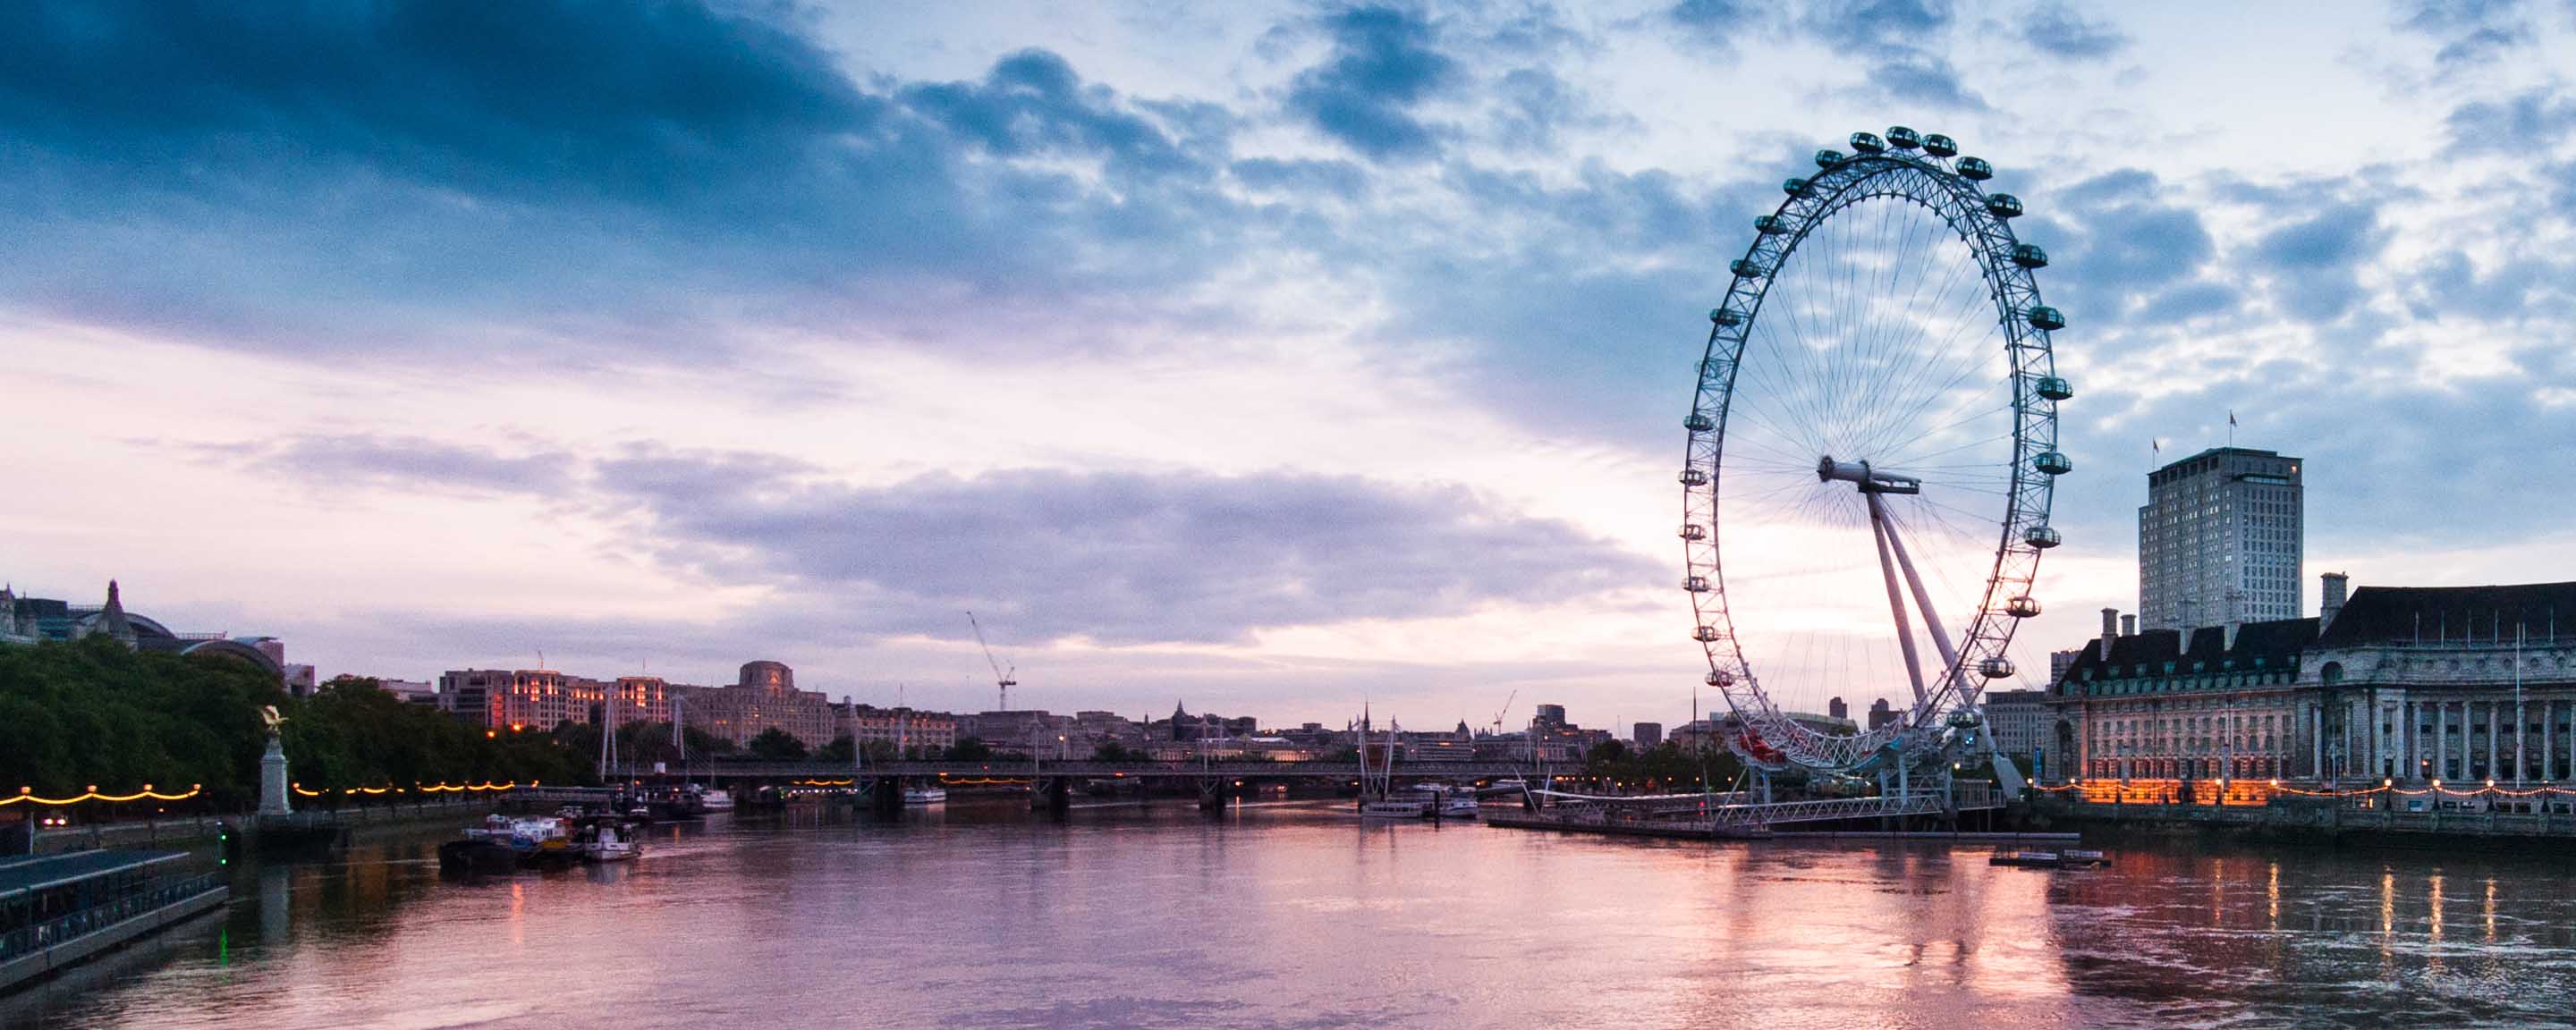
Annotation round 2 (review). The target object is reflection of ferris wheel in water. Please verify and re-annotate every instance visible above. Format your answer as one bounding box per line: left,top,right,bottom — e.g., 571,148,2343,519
1681,127,2073,779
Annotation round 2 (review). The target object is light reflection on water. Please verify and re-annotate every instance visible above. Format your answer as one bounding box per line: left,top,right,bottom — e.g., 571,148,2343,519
9,802,2576,1029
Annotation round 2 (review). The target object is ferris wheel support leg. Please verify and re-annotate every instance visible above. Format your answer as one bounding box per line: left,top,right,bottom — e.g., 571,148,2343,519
1867,494,1931,711
1879,508,1962,686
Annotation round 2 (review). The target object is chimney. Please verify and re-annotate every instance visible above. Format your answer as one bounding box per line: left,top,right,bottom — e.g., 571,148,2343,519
2101,608,2119,654
2121,614,2136,637
2321,572,2349,629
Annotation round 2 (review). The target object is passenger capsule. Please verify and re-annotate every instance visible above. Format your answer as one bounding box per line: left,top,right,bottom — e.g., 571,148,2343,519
2036,376,2073,401
2011,243,2048,268
1921,133,1958,157
1814,148,1844,168
1956,156,1993,180
1685,413,1716,433
1849,131,1885,154
1784,176,1809,194
1680,468,1710,486
1705,669,1735,688
1684,576,1712,593
2027,305,2065,331
2033,451,2072,476
2005,595,2042,618
1730,258,1768,277
1979,656,2017,680
1694,626,1723,643
1754,214,1788,234
1710,308,1744,326
1885,126,1922,150
1984,193,2023,219
1679,523,1707,541
2023,525,2062,549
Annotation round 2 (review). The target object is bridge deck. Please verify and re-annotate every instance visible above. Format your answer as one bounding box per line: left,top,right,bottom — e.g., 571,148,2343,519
608,761,1540,781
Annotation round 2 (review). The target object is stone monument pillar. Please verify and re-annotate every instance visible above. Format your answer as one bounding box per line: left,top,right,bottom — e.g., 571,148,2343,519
258,722,292,817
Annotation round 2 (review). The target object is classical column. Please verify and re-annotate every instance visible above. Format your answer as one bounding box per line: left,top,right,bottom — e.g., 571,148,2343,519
2402,699,2417,780
2516,697,2529,784
2437,701,2451,780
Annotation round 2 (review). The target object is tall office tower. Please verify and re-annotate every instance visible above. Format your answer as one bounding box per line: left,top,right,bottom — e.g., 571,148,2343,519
2138,446,2303,631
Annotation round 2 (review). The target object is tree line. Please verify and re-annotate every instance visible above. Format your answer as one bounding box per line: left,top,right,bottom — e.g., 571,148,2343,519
0,639,590,809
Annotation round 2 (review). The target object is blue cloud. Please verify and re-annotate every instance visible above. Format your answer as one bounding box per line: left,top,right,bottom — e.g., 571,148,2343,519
0,2,1247,359
2031,169,2223,325
589,451,1663,646
2021,2,2129,58
2445,89,2576,154
2253,203,2383,322
1798,0,1952,48
2398,0,2536,68
1286,6,1457,161
1868,55,1989,111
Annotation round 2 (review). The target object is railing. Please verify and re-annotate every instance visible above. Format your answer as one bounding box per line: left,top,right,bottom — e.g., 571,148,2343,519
0,872,225,962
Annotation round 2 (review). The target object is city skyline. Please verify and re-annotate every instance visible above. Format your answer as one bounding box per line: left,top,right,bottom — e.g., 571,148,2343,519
9,2,2576,727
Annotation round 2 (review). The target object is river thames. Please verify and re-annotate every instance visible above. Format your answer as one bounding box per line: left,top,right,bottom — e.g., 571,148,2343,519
9,800,2576,1029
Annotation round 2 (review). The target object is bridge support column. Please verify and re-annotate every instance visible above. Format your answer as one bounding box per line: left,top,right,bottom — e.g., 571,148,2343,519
1031,778,1071,814
865,778,901,815
1197,778,1229,813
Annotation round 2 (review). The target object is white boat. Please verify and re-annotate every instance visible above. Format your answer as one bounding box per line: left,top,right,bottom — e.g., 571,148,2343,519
1360,799,1428,819
582,823,641,864
1439,794,1480,819
699,789,735,812
902,786,948,806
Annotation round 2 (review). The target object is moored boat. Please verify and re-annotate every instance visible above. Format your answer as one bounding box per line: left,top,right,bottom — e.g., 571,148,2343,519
1360,798,1428,819
699,789,736,812
1990,850,2063,868
580,821,642,864
437,836,517,875
902,786,948,806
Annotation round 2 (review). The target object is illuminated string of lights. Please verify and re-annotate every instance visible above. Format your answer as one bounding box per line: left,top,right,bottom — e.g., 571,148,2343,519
290,781,530,797
2,785,202,806
792,778,855,787
2038,777,2576,804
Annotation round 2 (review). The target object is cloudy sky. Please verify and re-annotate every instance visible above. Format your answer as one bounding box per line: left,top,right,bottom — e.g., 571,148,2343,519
7,1,2575,731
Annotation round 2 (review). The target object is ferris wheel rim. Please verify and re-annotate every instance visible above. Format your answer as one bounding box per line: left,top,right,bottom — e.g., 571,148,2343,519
1680,131,2067,774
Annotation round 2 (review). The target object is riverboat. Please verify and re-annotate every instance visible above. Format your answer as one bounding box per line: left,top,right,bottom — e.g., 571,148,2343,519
0,850,230,992
902,786,948,806
698,789,736,812
580,822,641,864
1360,798,1428,819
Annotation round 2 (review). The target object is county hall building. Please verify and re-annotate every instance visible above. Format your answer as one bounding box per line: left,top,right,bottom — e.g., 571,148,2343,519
2050,577,2576,787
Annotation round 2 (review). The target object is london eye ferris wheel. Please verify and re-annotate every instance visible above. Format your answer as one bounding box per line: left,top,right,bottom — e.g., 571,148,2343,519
1680,127,2073,778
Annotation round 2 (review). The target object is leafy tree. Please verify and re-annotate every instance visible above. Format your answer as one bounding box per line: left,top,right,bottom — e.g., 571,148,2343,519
944,737,994,762
1092,741,1136,763
816,733,855,764
747,726,809,760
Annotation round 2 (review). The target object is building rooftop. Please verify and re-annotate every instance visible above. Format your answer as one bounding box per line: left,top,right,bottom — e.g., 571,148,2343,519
2053,616,2320,688
0,849,188,902
2318,582,2576,648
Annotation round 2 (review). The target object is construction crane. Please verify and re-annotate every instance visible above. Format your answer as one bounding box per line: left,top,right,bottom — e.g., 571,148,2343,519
966,611,1017,712
1491,689,1518,737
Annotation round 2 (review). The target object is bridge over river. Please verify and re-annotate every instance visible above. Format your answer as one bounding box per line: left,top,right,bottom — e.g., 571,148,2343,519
599,759,1546,811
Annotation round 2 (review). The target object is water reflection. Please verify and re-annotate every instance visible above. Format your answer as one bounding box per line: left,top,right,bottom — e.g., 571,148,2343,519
7,805,2576,1029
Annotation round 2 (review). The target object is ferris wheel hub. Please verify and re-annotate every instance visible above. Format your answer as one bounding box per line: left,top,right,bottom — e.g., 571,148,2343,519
1815,456,1921,494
